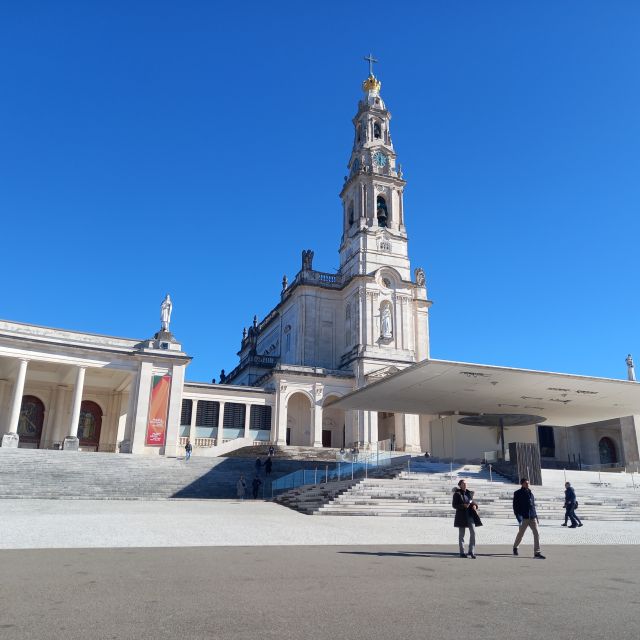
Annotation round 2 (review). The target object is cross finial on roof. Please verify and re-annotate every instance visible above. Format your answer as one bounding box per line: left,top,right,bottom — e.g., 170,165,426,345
364,53,378,76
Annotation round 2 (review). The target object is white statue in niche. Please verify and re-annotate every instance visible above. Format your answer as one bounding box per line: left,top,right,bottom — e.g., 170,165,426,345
380,305,392,338
160,294,173,332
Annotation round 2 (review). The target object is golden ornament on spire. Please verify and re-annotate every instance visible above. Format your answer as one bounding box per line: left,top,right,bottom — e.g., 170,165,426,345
362,74,381,93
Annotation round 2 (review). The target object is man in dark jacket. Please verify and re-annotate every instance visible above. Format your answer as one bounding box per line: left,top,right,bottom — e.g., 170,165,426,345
563,482,582,528
512,478,545,559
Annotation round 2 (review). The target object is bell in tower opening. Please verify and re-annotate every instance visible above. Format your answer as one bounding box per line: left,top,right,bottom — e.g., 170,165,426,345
376,195,388,227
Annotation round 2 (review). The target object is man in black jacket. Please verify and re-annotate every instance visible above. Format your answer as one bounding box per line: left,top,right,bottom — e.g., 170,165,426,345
512,478,545,559
563,482,582,528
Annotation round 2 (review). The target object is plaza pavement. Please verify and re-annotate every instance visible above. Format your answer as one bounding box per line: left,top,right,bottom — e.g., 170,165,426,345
2,499,640,549
1,545,639,640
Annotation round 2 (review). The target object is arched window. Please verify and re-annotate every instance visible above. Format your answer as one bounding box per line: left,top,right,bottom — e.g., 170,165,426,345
599,437,618,464
17,395,45,448
373,122,381,139
78,401,102,448
348,201,355,225
376,195,388,227
357,124,362,143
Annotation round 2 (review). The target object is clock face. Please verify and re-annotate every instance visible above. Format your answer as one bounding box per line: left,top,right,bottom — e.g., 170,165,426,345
373,151,387,167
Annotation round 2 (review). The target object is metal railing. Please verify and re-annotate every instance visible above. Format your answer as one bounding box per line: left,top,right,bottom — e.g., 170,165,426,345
270,450,394,496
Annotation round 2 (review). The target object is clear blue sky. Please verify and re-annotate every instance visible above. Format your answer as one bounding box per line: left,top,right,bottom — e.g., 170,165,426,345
1,2,639,382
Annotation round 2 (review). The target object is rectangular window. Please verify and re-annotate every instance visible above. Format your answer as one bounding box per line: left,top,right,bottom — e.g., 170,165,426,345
223,403,246,430
250,405,272,431
196,401,220,428
538,425,555,458
180,399,192,426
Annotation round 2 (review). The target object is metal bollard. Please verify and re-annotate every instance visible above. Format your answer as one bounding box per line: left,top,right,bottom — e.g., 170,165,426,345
489,464,492,483
325,465,328,483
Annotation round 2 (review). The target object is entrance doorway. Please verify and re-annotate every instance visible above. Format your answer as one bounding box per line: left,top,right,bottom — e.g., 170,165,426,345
599,437,617,464
17,395,44,448
78,401,102,450
322,430,332,447
286,393,312,446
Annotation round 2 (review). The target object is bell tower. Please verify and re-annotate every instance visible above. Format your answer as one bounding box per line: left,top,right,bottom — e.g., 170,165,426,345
338,56,411,280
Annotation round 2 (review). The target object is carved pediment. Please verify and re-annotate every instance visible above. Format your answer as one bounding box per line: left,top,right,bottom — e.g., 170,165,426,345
365,365,399,382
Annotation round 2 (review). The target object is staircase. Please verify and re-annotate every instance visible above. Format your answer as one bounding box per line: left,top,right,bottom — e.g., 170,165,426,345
224,445,345,462
0,449,325,500
277,459,640,521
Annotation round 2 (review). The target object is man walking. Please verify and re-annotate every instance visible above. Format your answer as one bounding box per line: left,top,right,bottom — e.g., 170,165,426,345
513,478,546,559
562,482,583,528
184,439,192,461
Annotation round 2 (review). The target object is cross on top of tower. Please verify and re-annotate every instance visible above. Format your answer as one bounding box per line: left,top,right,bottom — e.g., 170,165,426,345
364,53,378,77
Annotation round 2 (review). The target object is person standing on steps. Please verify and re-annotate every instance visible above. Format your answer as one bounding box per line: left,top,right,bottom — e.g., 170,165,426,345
513,478,546,559
452,479,482,559
236,475,246,500
264,456,273,476
562,482,582,528
255,457,262,474
184,439,192,461
252,476,262,499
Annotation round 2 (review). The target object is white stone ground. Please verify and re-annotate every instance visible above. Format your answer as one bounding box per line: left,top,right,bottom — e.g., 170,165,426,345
1,499,640,549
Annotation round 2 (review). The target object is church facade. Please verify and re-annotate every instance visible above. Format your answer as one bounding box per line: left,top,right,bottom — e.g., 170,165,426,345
219,71,431,452
1,68,637,468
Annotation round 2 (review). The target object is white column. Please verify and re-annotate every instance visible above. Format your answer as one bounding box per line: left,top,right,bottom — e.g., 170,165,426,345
4,359,29,446
217,402,226,445
120,370,140,453
64,366,86,450
115,391,129,449
274,382,288,445
161,363,186,458
244,404,252,441
188,399,198,443
312,403,322,447
130,362,154,455
52,385,68,445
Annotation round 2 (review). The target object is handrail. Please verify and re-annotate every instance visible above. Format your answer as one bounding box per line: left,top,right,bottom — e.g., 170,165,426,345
271,450,394,496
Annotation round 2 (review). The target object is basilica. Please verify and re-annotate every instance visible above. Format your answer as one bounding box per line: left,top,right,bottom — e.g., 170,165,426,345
1,67,639,468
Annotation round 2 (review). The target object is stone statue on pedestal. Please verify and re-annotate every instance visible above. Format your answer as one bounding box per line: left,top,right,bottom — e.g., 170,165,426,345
414,267,426,287
381,306,392,338
302,249,314,271
627,354,636,382
160,294,172,332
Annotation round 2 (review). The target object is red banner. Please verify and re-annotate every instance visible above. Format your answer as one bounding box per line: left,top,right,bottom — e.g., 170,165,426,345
145,374,172,446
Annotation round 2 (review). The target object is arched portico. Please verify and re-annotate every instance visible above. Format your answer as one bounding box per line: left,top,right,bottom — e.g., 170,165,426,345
286,392,313,446
322,395,346,449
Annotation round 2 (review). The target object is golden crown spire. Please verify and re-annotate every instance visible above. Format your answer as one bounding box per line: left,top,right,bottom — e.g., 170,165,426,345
362,74,382,93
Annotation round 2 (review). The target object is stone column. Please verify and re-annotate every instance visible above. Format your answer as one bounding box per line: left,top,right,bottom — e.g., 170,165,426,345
120,370,140,453
115,391,129,450
275,382,287,445
215,402,225,445
130,362,154,455
2,358,29,447
64,366,86,450
188,399,198,445
244,404,252,441
163,363,186,458
0,379,10,444
312,383,324,447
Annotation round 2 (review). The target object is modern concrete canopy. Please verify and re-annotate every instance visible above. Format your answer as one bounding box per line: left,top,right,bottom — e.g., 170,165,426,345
328,359,640,427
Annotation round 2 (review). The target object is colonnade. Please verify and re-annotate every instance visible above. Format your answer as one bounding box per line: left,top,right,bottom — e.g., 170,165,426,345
1,359,89,450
